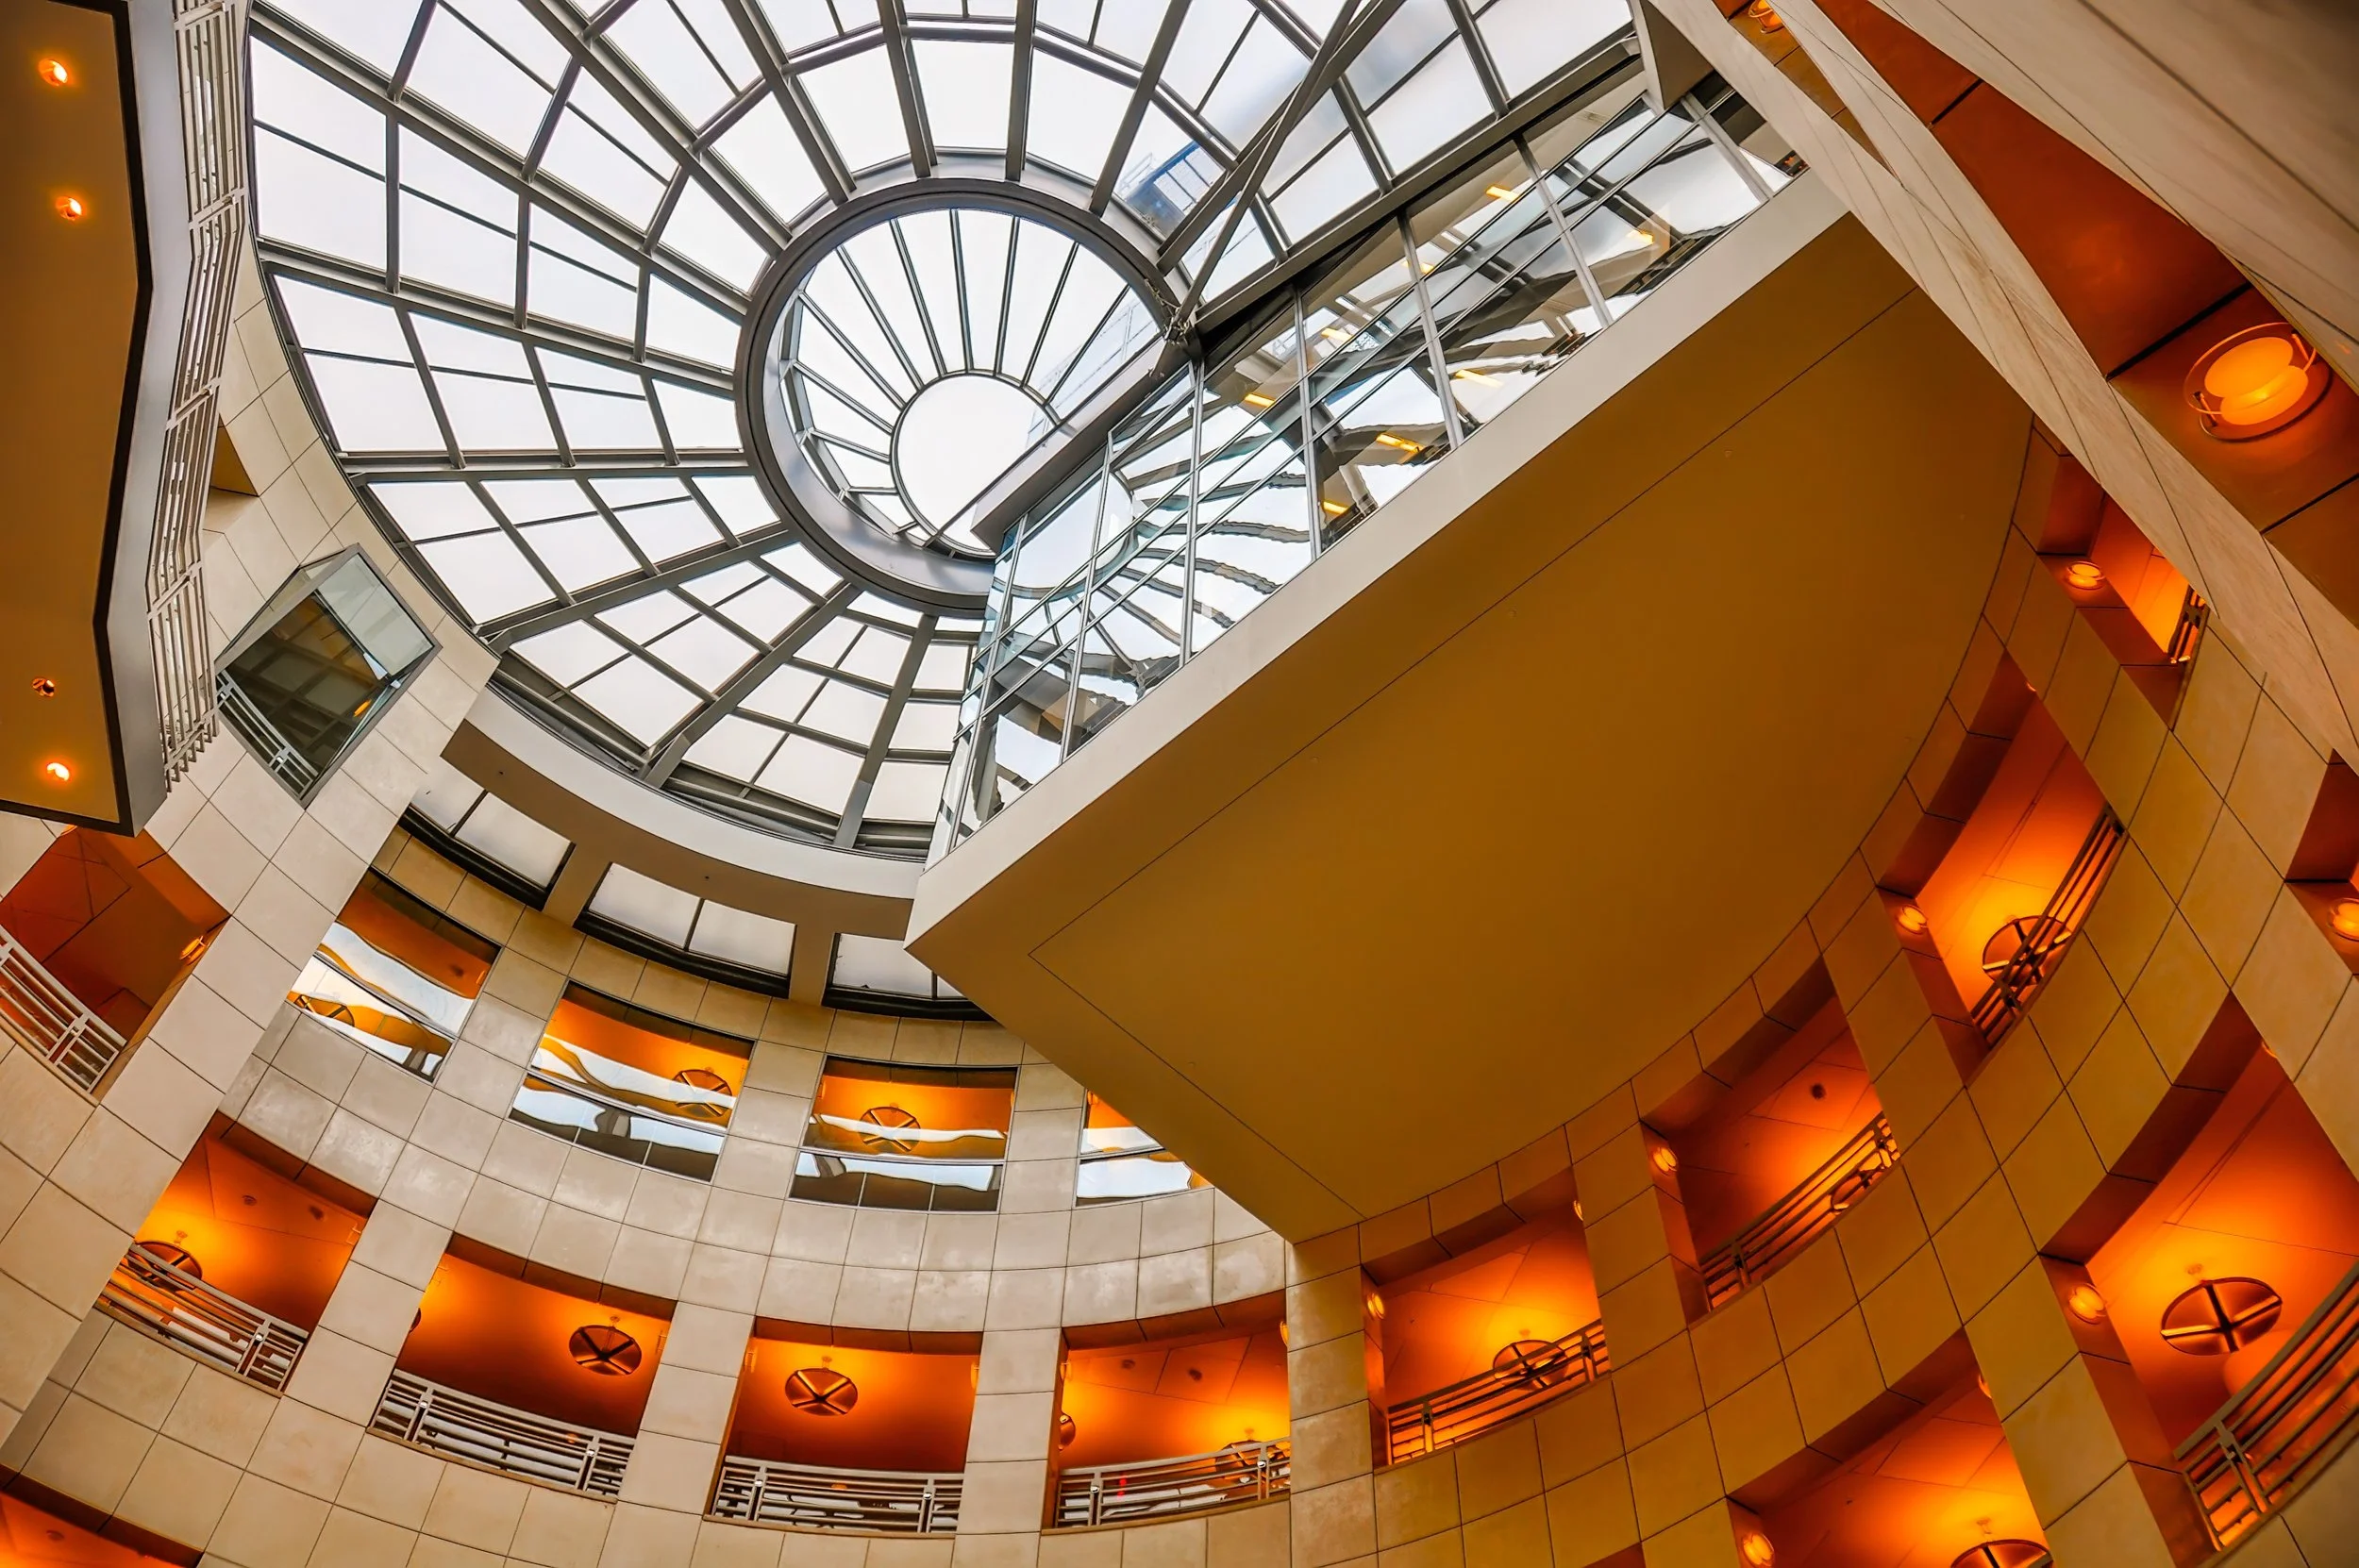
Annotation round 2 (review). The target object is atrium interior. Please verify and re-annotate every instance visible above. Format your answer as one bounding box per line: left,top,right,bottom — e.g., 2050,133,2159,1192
1,2,2357,1566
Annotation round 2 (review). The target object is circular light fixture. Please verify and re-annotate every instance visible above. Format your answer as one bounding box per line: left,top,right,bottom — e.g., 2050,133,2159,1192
55,194,85,222
1739,1529,1777,1567
42,761,71,784
567,1324,644,1376
31,677,57,697
136,1241,201,1277
2065,1283,2108,1325
671,1067,733,1116
178,935,208,963
1364,1289,1386,1321
1894,903,1929,936
2064,560,2105,591
1058,1411,1077,1449
1981,914,2068,981
856,1104,922,1154
2329,899,2359,942
1951,1543,2050,1568
2160,1276,2283,1355
1744,2,1785,32
2185,323,2331,440
37,58,71,87
1491,1339,1574,1392
785,1365,860,1416
1975,1371,1991,1398
1650,1144,1680,1176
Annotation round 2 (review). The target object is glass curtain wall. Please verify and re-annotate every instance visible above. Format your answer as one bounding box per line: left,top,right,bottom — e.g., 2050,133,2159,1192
937,81,1792,850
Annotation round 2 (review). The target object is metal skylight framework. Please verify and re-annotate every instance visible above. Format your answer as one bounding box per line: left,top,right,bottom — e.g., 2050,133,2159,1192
246,0,1646,858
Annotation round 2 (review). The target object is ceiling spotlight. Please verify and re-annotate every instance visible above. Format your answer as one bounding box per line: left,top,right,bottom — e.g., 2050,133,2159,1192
2160,1276,2283,1355
31,677,57,697
1744,2,1785,32
55,194,86,222
1364,1289,1386,1321
1650,1143,1680,1176
42,761,71,783
1739,1529,1777,1567
2329,899,2359,942
785,1365,860,1416
1894,903,1929,936
1058,1411,1077,1448
568,1323,643,1376
2186,323,2331,439
2064,560,2105,591
2064,1283,2108,1325
37,58,71,88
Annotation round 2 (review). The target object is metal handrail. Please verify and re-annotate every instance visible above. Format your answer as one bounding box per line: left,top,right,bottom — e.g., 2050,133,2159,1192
152,0,246,781
1699,1116,1898,1309
2167,588,2210,665
217,676,323,792
370,1369,634,1497
0,926,129,1093
1384,1321,1610,1461
711,1457,962,1533
98,1243,309,1391
2175,1257,2359,1547
1968,809,2125,1043
1054,1439,1291,1526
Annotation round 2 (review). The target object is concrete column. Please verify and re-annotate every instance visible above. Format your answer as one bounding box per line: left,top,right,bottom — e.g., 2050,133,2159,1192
957,1325,1062,1565
1285,1237,1380,1568
603,1305,752,1567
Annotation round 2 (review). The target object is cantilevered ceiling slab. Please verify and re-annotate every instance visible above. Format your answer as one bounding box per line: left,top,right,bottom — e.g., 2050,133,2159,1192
912,190,2031,1238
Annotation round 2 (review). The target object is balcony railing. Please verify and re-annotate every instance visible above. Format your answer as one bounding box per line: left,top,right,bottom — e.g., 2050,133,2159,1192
0,926,129,1093
2177,1257,2359,1547
1967,809,2125,1043
1700,1116,1899,1309
1054,1439,1291,1526
711,1458,961,1533
2167,588,2210,665
370,1369,634,1497
98,1243,308,1391
1384,1321,1610,1461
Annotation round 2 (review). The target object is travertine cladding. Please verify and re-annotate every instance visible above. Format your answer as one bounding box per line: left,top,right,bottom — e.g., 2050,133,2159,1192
0,249,493,1455
1646,0,2359,792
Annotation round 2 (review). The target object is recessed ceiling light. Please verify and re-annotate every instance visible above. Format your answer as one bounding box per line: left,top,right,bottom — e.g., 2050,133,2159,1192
37,58,71,88
55,194,86,222
42,761,71,783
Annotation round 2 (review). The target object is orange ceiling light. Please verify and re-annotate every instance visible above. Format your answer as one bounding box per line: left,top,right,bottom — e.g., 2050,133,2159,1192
1739,1528,1777,1567
2329,898,2359,942
857,1104,921,1153
1894,903,1930,936
567,1323,643,1376
1744,1,1785,32
785,1364,860,1416
1057,1410,1077,1448
31,677,57,696
55,194,86,222
2160,1276,2283,1355
2063,560,2105,591
1952,1543,2052,1568
2064,1282,2108,1324
2185,323,2331,439
37,58,71,87
1364,1289,1386,1321
136,1240,202,1277
42,761,71,784
1649,1143,1680,1176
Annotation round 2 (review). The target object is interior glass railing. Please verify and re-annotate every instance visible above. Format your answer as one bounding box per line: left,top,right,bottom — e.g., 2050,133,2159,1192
98,1243,309,1392
1967,809,2125,1044
711,1458,961,1533
0,926,129,1093
1384,1321,1610,1461
2177,1257,2359,1548
1054,1439,1291,1526
935,79,1796,854
370,1369,633,1497
1699,1116,1898,1309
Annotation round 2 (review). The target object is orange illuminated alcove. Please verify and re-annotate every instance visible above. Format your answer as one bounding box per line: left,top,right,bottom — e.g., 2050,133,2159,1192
1376,1207,1599,1410
725,1329,979,1474
129,1126,365,1330
0,826,226,1043
0,1486,191,1566
1059,1297,1289,1472
397,1252,670,1436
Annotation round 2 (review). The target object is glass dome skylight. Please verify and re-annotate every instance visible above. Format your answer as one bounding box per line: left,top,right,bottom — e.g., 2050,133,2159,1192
245,0,1644,859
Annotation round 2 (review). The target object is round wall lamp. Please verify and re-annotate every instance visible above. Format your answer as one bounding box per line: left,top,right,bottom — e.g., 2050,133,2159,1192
1894,903,1930,937
1058,1411,1077,1449
1492,1339,1574,1392
1364,1289,1386,1321
786,1365,860,1416
1739,1528,1777,1567
42,762,71,784
857,1105,921,1154
2329,899,2359,942
38,58,72,88
2160,1277,2282,1355
55,195,85,222
2064,1283,2108,1325
2063,560,2105,591
2186,323,2331,440
1650,1144,1680,1176
136,1241,201,1277
1952,1543,2050,1568
568,1324,643,1376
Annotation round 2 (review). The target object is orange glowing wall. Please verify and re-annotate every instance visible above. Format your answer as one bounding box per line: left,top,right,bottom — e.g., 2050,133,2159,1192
1376,1209,1598,1407
2088,1046,2359,1447
0,828,227,1039
542,993,750,1093
1666,1000,1880,1258
1756,1373,2043,1567
1914,701,2106,1010
726,1336,978,1473
1060,1325,1290,1468
397,1254,669,1435
808,1060,1015,1157
0,1490,178,1565
130,1131,363,1329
